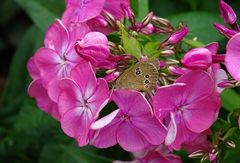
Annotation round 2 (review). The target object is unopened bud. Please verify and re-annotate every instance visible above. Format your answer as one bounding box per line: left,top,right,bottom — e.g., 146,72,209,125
166,59,179,65
225,140,236,148
104,71,120,83
160,49,174,56
152,16,174,30
181,48,212,70
102,11,117,29
219,0,237,25
189,150,205,158
214,23,238,38
142,12,154,28
167,25,189,44
168,66,186,75
208,149,218,161
217,80,234,88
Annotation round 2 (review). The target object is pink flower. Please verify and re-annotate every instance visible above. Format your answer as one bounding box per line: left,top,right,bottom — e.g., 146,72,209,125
90,89,166,152
181,48,212,70
63,0,129,26
219,0,237,25
225,32,240,81
153,71,221,150
114,146,182,163
136,151,182,163
34,19,89,102
27,57,60,120
58,61,109,146
62,0,106,25
75,32,110,66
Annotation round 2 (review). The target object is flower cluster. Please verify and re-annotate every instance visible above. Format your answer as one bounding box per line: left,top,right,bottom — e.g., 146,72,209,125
27,0,240,162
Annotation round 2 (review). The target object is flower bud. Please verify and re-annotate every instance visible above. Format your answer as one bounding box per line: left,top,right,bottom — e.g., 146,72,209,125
75,32,110,65
214,23,238,38
104,71,120,83
152,16,174,30
102,11,117,29
181,48,212,70
141,12,154,28
225,140,236,148
160,49,174,56
208,149,218,161
168,66,187,75
219,0,237,25
188,150,205,158
167,25,189,44
217,80,234,88
134,23,154,35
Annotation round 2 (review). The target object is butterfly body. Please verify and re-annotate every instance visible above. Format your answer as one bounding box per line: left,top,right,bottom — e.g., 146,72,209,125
116,61,159,92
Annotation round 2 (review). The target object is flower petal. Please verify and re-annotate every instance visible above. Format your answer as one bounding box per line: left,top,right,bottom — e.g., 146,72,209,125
70,62,97,99
183,93,220,133
176,70,214,103
91,109,120,130
117,122,150,152
27,57,40,80
44,19,69,54
62,0,106,24
90,118,120,148
28,80,60,120
34,47,63,85
225,33,240,81
58,78,84,116
131,115,166,145
61,106,93,146
165,112,177,146
112,89,152,116
153,83,186,119
87,78,110,114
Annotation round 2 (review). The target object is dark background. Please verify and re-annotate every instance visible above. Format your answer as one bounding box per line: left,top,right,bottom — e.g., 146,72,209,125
0,0,240,162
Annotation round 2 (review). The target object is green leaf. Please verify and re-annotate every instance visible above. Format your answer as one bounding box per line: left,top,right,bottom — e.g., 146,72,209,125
12,98,55,132
0,0,18,25
182,38,205,48
223,139,240,163
121,28,142,58
130,0,138,17
15,0,65,32
137,0,149,21
221,89,240,111
0,26,43,120
212,118,231,134
39,145,112,163
168,12,224,43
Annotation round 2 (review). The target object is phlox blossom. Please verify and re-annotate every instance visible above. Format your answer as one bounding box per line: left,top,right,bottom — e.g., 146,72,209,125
58,61,110,146
34,19,90,102
91,89,166,152
153,70,221,150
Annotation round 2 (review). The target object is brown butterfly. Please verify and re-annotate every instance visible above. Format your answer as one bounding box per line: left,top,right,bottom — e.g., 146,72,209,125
115,60,159,92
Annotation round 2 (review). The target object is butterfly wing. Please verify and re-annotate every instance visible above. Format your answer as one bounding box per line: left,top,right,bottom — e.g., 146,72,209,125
116,61,159,92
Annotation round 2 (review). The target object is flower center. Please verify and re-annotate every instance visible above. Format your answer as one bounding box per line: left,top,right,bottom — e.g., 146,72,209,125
121,114,129,121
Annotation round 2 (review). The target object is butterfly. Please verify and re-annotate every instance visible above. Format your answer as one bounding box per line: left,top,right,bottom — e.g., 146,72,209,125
115,60,159,92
